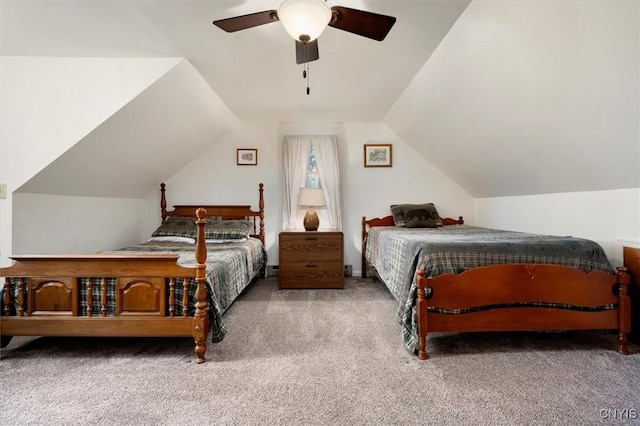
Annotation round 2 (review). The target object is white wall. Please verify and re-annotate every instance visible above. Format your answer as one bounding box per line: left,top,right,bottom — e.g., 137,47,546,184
0,56,182,266
475,188,640,267
142,121,475,276
13,194,142,255
341,122,474,275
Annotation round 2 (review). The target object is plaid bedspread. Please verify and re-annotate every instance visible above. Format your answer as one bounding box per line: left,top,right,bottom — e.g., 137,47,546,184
104,239,266,342
364,225,616,353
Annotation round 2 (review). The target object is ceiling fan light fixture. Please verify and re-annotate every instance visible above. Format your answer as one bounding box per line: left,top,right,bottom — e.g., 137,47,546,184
278,0,332,43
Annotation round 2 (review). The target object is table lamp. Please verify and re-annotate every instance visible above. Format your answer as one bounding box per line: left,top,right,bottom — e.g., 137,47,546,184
298,188,325,231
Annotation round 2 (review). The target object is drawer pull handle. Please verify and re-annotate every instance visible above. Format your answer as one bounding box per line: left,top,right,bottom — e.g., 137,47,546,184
305,264,318,268
305,237,318,241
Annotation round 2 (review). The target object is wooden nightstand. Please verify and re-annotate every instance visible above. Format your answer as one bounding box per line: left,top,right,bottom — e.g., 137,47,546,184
279,230,344,289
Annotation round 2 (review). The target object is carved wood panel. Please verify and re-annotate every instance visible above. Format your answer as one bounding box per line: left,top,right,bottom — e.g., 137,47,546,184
116,278,166,316
28,278,77,316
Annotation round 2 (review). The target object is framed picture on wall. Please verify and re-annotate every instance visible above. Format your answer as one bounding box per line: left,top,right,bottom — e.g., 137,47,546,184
237,148,258,166
364,144,392,167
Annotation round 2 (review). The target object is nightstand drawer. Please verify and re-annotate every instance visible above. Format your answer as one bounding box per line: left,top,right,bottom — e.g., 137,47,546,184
279,262,343,289
279,235,342,262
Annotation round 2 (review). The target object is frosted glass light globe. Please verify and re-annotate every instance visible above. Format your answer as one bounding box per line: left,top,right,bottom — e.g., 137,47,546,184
278,0,332,42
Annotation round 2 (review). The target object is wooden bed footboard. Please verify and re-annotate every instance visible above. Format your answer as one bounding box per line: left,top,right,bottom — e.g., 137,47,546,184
415,265,632,360
1,208,211,364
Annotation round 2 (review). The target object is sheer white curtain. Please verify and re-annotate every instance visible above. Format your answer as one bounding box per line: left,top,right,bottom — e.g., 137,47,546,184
313,136,342,230
282,135,342,230
282,136,311,229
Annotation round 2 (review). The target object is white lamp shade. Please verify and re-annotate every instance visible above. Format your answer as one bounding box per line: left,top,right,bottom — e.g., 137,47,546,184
278,0,332,42
298,187,325,207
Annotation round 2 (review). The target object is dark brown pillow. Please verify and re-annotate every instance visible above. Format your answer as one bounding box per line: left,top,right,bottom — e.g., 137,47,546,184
390,204,407,226
390,203,443,228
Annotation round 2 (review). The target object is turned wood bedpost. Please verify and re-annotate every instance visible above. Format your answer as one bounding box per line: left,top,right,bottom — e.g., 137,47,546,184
258,183,266,276
3,277,11,316
87,278,93,316
17,279,24,317
168,278,176,317
160,183,167,221
616,266,631,355
258,183,265,246
100,278,107,317
193,208,210,364
182,278,189,318
361,217,368,279
416,269,429,360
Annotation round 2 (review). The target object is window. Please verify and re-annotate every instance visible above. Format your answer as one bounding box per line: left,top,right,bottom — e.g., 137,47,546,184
282,135,342,230
306,145,320,189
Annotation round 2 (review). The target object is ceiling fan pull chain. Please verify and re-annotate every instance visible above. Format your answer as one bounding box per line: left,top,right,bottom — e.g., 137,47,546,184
301,62,310,95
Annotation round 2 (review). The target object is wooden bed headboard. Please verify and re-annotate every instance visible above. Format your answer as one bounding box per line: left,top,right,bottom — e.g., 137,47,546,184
160,183,265,246
361,215,464,244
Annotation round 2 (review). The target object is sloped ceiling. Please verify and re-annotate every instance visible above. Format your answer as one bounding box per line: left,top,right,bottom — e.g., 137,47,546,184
2,1,638,198
17,59,240,198
384,0,639,197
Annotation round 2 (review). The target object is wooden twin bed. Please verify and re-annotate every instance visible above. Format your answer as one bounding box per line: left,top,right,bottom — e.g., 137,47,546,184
1,183,266,364
362,212,631,359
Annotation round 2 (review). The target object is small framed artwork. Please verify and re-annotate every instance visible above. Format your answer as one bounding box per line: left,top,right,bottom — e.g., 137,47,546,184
364,143,392,167
237,148,258,166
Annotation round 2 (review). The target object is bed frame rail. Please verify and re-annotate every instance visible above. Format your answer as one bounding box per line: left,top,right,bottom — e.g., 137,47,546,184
416,265,631,360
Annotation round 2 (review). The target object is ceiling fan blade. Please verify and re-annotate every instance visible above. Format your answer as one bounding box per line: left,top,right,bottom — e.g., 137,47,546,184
296,40,319,64
213,10,278,33
329,6,396,41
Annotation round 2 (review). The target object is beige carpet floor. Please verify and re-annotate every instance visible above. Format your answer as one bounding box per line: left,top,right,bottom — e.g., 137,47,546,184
1,277,639,425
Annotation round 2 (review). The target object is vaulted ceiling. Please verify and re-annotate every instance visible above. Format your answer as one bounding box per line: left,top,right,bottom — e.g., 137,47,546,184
2,0,638,198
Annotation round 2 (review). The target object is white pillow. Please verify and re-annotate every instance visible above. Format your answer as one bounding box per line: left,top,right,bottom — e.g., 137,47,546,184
205,237,248,244
149,236,196,244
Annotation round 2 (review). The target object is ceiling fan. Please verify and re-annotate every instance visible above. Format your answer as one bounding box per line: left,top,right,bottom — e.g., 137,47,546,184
213,0,397,65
